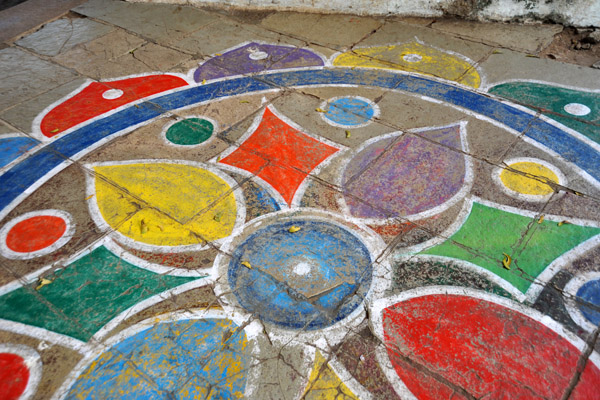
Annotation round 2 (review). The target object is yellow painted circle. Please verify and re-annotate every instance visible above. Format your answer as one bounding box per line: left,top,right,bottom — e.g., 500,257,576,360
499,161,559,196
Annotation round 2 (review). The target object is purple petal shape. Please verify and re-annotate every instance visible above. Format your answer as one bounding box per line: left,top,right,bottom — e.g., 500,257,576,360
193,42,324,82
343,124,466,219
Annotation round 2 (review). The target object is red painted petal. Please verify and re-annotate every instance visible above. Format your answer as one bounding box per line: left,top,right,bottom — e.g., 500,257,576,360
40,75,188,138
383,294,600,399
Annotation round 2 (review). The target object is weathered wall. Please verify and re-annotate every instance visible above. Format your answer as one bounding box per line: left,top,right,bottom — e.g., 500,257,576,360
129,0,600,27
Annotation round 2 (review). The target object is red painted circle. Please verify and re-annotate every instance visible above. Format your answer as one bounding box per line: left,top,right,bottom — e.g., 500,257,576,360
6,215,67,253
0,353,30,400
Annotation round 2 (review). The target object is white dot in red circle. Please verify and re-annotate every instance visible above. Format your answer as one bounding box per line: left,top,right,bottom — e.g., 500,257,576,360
0,210,74,260
102,89,124,100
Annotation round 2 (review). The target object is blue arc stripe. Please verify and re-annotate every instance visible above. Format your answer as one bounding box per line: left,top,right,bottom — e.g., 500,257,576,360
0,68,598,214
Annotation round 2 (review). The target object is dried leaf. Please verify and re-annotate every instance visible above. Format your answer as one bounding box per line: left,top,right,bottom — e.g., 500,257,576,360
345,130,351,138
558,220,570,226
502,253,511,270
537,215,544,224
35,278,53,291
492,50,503,54
202,79,207,85
215,53,222,56
288,225,301,233
84,194,94,201
50,128,60,133
240,100,250,103
213,212,223,222
315,108,327,113
526,54,539,58
241,261,252,269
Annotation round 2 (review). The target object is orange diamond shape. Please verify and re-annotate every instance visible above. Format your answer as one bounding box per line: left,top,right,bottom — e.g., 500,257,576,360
219,106,339,206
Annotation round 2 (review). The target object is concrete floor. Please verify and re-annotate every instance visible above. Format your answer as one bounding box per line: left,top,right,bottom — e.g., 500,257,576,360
0,0,600,398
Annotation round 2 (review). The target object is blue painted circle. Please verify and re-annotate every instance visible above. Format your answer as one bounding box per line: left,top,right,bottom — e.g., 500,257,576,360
228,219,372,330
65,319,249,399
324,97,375,127
577,279,600,325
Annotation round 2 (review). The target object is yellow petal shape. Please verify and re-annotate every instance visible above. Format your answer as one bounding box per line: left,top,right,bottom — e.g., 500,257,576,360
500,161,559,196
303,351,359,400
333,42,481,88
93,162,238,247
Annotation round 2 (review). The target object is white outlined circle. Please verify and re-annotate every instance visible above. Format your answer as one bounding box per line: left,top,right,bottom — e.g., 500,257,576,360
0,210,74,260
85,160,246,254
101,89,124,100
402,53,422,63
214,208,388,347
319,96,380,129
493,157,566,203
160,115,218,148
0,344,42,400
563,103,591,116
564,272,600,332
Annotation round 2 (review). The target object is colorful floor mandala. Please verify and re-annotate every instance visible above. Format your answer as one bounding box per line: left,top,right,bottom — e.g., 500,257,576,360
1,34,600,400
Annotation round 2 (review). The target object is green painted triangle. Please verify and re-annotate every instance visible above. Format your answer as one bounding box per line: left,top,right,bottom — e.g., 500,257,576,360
0,246,200,341
422,202,600,294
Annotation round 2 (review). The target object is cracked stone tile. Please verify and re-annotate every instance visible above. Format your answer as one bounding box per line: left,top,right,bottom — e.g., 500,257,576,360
0,77,88,133
73,0,219,45
15,16,114,57
480,48,600,89
53,30,191,79
260,12,382,51
0,47,78,112
430,19,563,54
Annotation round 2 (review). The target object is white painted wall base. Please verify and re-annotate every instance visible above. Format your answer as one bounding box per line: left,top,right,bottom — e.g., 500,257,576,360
129,0,599,27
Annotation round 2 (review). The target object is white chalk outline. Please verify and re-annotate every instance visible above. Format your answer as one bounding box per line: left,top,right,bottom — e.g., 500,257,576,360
31,72,193,143
0,237,214,354
379,195,600,303
492,157,568,203
0,209,75,260
213,208,389,348
50,309,265,400
191,40,328,84
85,159,246,253
212,104,345,210
159,115,219,148
328,37,487,89
318,95,381,129
0,343,42,400
0,133,41,177
564,271,600,333
335,121,473,225
369,287,600,400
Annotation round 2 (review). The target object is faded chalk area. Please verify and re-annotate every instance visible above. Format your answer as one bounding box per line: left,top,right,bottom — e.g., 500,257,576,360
0,0,600,398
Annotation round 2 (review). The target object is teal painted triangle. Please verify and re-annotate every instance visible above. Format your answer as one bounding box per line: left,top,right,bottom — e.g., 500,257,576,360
422,202,600,294
0,246,200,341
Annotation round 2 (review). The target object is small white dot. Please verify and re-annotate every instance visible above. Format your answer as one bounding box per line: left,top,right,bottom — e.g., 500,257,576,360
564,103,591,116
102,89,124,100
403,53,422,63
293,262,312,276
249,51,268,60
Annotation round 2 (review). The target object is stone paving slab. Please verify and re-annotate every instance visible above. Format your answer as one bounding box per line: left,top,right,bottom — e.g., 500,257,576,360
0,1,600,399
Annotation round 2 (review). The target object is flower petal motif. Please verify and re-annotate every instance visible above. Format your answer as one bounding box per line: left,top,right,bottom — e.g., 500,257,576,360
90,161,241,249
342,123,469,221
380,292,600,399
333,41,481,88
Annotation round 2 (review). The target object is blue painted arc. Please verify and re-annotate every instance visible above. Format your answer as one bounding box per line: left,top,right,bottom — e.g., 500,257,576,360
1,68,598,214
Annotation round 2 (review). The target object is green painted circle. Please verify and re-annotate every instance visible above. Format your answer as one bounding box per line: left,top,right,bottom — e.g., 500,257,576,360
165,118,214,145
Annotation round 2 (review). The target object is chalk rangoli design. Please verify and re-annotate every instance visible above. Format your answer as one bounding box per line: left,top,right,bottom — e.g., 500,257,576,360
0,38,599,399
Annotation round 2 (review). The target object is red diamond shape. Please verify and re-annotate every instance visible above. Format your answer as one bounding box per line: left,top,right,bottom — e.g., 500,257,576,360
220,106,339,206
